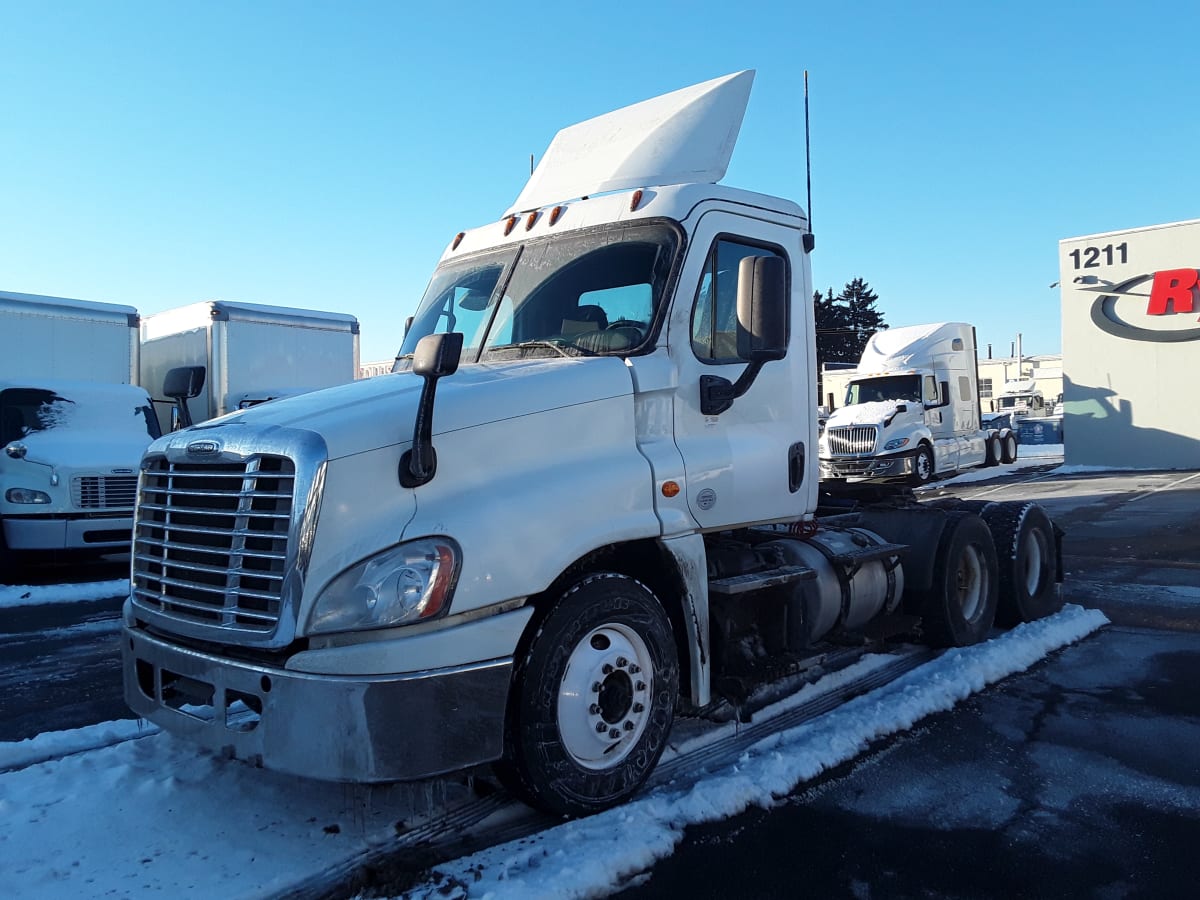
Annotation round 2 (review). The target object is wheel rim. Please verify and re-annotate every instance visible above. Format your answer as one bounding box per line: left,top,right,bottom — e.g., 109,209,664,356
954,544,986,622
1022,527,1049,595
557,623,654,770
917,451,932,479
1007,436,1017,457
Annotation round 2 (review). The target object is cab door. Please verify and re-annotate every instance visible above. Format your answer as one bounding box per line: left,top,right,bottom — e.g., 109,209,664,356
668,212,813,530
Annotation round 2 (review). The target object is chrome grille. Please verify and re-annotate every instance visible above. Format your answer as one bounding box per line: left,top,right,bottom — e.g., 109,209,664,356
826,425,879,455
132,456,294,635
73,475,138,509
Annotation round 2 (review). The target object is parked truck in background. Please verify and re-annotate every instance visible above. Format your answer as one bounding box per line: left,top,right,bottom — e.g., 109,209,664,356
819,322,1019,485
0,291,160,567
994,378,1046,420
140,300,360,433
121,72,1063,817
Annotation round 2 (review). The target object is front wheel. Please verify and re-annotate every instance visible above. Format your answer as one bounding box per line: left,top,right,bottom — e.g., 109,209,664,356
910,445,935,486
496,573,679,818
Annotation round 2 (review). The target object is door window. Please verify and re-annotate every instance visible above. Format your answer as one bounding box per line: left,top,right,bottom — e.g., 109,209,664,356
691,239,786,363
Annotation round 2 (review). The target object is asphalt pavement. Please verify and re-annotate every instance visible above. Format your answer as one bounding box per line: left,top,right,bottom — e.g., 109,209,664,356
618,466,1200,899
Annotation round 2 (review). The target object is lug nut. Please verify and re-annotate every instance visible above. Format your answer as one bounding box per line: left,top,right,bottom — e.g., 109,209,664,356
616,657,628,668
632,702,644,713
608,728,620,739
596,722,606,733
628,664,640,674
589,704,601,715
623,720,635,731
636,681,646,692
602,663,614,675
592,682,602,693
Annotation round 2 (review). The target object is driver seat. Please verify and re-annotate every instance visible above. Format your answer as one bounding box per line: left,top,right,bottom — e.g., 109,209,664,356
559,304,609,335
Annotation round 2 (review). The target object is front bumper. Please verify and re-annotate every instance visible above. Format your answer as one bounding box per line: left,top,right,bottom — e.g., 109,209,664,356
123,625,513,782
2,513,133,550
819,452,916,480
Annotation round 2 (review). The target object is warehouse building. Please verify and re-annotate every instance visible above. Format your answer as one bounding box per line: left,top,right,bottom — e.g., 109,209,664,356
1059,218,1200,470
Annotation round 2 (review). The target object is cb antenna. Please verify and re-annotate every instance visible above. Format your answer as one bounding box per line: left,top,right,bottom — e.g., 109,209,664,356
803,70,815,253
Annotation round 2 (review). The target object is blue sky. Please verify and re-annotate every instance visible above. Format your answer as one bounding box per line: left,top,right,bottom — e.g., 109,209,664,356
3,1,1197,362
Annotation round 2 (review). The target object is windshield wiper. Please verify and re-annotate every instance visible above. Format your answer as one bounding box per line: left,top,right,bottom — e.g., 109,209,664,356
489,340,593,359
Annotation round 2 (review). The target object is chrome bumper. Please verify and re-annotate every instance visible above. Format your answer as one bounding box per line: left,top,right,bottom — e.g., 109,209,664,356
819,453,915,479
123,625,513,782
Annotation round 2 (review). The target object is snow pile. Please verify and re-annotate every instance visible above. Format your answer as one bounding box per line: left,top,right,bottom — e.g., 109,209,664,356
0,579,129,609
0,719,156,773
406,605,1107,899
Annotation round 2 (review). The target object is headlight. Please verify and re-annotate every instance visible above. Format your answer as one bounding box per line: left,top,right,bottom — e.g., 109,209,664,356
6,488,51,504
883,438,910,451
308,537,460,635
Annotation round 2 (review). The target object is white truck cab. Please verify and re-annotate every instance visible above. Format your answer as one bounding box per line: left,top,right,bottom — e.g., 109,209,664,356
994,379,1046,419
819,323,1017,484
122,72,1061,817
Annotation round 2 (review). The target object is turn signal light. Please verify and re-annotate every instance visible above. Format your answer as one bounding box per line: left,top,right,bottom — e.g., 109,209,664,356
661,481,680,498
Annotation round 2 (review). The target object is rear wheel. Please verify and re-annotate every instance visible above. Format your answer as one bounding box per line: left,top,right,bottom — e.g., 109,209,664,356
496,573,679,818
919,512,999,647
1000,432,1018,464
984,434,1002,467
982,503,1062,626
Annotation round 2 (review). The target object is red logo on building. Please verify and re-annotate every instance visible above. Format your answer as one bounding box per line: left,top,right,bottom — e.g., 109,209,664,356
1079,268,1200,342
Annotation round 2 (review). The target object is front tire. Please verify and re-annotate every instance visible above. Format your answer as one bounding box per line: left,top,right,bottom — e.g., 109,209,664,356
919,512,999,647
496,573,679,818
910,444,935,486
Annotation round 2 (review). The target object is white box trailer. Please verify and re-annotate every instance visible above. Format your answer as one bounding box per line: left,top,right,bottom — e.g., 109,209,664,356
0,292,157,564
0,290,140,383
140,301,360,433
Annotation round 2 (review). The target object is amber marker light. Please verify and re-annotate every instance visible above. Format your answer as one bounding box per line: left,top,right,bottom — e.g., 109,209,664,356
525,211,538,231
661,481,681,498
630,189,643,211
451,232,465,251
503,216,517,236
549,205,563,226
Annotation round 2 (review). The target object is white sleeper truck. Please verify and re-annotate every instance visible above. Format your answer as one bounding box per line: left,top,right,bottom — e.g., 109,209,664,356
122,72,1062,817
819,322,1019,485
1,291,160,568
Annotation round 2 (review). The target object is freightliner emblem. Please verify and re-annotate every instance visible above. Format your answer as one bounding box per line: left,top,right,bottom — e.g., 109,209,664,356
186,439,221,456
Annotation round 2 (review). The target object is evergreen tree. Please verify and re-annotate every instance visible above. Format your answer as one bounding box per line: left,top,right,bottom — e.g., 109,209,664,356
813,279,888,403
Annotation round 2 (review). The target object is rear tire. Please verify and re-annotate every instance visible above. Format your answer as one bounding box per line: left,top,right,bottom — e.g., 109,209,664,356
984,434,1002,467
1000,432,1018,464
495,573,678,818
981,503,1063,626
919,512,999,647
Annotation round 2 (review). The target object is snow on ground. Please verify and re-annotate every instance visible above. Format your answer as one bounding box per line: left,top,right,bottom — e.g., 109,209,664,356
0,605,1105,899
0,579,130,609
915,444,1064,490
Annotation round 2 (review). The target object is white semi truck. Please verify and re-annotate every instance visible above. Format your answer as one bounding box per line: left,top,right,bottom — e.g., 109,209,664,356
140,300,361,433
122,72,1062,817
994,378,1046,420
819,322,1019,485
0,291,160,567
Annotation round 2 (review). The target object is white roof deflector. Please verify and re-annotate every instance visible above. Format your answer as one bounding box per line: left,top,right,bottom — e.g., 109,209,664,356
508,70,755,215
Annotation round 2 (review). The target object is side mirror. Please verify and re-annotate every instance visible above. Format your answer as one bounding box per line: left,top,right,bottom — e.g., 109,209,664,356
736,255,788,361
403,316,414,340
163,366,206,430
400,332,464,488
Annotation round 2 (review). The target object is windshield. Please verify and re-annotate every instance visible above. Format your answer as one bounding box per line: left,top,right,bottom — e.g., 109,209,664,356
0,387,161,445
397,222,679,365
845,375,921,405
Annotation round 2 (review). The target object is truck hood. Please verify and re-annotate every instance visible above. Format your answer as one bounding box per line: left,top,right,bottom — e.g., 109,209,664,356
825,400,915,428
187,357,636,461
10,429,154,471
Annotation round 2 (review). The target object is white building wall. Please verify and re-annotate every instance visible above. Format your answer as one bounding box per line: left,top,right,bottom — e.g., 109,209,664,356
1060,219,1200,469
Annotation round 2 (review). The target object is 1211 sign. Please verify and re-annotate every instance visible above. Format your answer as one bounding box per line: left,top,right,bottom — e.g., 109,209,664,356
1069,242,1128,269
